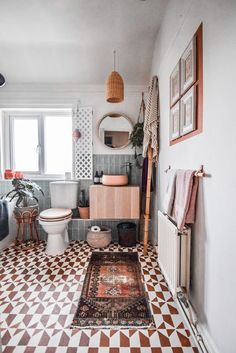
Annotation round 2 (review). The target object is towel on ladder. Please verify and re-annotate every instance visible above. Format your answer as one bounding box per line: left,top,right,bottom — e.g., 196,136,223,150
172,170,199,231
0,200,9,241
163,169,177,216
142,76,159,163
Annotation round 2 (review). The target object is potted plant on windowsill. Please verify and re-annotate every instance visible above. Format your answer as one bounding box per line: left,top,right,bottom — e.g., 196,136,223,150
5,178,44,219
78,189,89,219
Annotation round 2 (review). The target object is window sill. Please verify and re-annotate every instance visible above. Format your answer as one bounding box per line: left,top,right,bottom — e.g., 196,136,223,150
0,177,79,182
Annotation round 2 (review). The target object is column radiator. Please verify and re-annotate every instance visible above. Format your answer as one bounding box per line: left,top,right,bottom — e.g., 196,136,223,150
157,211,191,297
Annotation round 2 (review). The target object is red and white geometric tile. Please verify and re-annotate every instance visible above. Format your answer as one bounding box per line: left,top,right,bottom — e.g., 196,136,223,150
0,241,198,352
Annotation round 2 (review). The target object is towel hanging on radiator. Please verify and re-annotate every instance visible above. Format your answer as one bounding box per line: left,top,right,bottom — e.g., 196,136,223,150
163,169,177,215
158,211,191,297
172,170,199,231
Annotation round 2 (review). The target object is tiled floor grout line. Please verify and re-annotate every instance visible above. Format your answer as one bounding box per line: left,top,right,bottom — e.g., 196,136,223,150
0,241,198,353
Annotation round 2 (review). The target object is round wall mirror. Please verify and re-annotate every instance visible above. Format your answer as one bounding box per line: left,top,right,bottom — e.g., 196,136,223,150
97,113,133,149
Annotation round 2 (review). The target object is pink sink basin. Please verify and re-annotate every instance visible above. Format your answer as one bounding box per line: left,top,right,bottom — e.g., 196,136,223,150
102,175,128,186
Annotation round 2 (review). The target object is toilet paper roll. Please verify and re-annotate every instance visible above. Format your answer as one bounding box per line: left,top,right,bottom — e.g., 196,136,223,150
91,226,101,233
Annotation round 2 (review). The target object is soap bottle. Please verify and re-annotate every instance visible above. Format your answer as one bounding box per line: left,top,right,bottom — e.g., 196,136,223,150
99,171,103,184
94,171,100,184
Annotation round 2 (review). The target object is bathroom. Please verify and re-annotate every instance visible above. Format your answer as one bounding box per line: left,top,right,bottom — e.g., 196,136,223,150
0,1,236,353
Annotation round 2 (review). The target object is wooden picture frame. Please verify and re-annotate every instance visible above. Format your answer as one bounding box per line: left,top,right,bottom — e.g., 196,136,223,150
180,86,196,136
169,23,203,145
181,37,196,94
170,101,180,141
170,61,181,106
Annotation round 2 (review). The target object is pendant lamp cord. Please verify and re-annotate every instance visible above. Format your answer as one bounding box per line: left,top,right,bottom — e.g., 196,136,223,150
113,50,116,71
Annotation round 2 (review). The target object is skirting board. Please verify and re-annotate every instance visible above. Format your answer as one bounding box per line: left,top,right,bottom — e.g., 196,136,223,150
155,244,218,353
176,296,219,353
195,322,220,353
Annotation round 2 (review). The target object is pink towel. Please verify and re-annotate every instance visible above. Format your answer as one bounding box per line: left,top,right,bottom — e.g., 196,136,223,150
163,169,177,216
172,170,199,230
186,175,199,224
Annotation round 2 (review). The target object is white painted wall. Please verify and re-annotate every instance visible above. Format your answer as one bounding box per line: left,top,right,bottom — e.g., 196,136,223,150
0,84,147,154
151,0,236,352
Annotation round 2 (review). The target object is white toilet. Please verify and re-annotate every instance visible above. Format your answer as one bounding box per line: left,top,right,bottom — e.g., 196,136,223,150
39,181,79,256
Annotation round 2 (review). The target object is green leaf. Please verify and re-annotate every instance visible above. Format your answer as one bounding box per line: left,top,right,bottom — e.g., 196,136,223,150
4,178,44,207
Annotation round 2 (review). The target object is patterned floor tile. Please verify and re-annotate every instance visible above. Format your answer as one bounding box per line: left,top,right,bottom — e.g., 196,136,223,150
0,241,198,352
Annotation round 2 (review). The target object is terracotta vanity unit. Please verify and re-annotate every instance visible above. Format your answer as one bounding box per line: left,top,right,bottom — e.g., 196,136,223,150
89,185,140,219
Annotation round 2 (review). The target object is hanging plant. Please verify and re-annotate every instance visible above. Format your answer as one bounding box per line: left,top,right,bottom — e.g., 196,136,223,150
129,93,145,169
130,122,144,149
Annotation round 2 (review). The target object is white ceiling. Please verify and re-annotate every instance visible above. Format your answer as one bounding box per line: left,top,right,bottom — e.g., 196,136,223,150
0,0,168,85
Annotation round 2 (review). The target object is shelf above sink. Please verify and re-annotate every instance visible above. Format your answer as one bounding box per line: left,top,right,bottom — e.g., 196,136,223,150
102,174,128,186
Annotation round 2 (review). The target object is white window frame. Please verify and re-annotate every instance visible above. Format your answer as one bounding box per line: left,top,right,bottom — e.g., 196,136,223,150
2,110,72,179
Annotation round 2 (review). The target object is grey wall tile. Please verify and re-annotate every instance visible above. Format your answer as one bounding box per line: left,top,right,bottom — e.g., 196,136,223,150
0,154,145,242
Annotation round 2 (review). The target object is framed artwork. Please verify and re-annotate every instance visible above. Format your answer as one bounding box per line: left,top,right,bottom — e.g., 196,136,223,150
170,61,180,106
169,24,203,145
170,101,180,141
181,38,196,94
180,86,196,136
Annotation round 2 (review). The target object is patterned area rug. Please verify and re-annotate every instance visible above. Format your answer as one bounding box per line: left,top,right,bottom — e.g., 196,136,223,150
72,252,154,328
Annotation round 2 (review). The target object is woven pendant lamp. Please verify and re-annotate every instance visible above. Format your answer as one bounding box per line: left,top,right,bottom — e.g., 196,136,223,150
106,50,124,103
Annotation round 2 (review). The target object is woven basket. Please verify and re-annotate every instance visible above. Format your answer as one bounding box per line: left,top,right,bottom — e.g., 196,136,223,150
106,71,124,103
87,226,112,248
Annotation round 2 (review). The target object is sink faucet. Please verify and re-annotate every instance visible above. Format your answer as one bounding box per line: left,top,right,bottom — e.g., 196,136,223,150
121,162,132,184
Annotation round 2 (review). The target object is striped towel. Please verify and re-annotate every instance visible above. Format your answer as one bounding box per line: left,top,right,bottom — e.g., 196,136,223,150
142,76,160,163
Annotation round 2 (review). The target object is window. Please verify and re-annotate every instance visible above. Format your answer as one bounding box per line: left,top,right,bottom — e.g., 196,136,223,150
13,117,40,172
2,110,72,177
44,115,72,175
